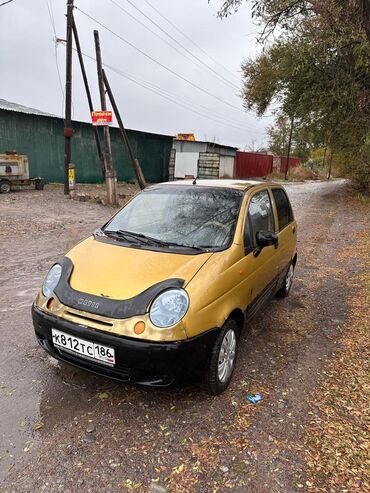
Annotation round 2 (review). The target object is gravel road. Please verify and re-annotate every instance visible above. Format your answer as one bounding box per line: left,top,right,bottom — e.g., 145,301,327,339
0,180,368,493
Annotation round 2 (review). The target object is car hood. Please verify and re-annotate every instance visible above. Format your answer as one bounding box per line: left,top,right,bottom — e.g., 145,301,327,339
65,236,213,300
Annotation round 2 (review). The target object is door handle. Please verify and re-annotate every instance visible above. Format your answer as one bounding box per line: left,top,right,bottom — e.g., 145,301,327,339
292,225,296,234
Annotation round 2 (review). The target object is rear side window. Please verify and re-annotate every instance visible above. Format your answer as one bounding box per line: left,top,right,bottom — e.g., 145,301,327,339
272,188,293,230
244,190,275,254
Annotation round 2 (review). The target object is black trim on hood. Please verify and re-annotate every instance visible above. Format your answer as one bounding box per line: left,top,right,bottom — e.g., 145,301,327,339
53,257,184,319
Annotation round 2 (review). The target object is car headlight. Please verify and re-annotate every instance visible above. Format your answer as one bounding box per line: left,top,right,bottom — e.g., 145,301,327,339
149,289,189,328
42,264,62,298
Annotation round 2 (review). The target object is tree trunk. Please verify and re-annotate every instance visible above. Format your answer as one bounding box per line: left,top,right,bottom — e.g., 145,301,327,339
326,148,333,180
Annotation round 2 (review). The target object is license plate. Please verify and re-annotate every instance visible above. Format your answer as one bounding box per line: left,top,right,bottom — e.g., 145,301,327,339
51,329,115,366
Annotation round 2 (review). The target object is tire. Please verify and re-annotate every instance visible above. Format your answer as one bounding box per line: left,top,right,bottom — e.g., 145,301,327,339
204,319,238,395
34,178,44,190
0,181,11,194
276,262,294,298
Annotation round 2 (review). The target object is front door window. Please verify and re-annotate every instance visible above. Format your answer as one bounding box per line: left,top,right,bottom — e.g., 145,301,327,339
244,190,275,254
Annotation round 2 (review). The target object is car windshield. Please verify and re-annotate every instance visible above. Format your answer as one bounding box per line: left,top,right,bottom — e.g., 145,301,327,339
104,185,243,250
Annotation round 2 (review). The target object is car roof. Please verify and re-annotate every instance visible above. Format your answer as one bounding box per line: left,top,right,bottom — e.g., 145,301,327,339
155,179,273,191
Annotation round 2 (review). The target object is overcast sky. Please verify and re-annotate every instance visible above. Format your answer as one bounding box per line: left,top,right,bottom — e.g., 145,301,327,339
0,0,271,149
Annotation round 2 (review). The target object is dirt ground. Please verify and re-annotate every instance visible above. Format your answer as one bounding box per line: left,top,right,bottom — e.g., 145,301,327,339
0,180,369,493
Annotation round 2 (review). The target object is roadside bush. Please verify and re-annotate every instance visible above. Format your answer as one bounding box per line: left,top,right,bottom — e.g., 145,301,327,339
304,148,326,173
334,140,370,192
289,165,318,181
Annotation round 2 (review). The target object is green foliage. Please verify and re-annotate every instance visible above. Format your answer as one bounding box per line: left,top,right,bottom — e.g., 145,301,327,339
267,115,290,156
216,0,370,188
334,137,370,191
267,114,322,161
307,148,326,169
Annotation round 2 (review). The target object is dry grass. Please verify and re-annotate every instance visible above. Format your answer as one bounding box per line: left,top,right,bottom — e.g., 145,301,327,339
269,166,319,181
303,234,370,492
289,166,319,180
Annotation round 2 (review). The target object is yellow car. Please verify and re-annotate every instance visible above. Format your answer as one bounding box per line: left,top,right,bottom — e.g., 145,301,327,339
32,180,297,394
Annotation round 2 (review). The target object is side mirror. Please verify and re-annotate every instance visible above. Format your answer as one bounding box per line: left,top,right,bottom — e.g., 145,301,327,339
254,231,278,257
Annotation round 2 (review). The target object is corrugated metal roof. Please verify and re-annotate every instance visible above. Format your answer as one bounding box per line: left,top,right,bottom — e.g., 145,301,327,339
0,99,176,138
173,138,238,150
0,98,57,118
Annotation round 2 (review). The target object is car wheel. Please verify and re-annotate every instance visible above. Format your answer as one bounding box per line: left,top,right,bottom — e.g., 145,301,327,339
0,181,11,194
277,262,294,297
35,178,44,190
204,319,238,395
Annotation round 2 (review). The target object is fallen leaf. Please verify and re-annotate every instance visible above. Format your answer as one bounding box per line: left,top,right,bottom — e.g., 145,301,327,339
97,391,109,400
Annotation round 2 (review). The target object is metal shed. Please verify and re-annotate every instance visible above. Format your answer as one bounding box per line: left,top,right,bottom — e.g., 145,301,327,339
0,99,174,184
170,139,238,180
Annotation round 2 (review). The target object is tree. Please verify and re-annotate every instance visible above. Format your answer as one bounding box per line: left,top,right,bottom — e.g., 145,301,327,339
267,114,327,161
214,0,370,188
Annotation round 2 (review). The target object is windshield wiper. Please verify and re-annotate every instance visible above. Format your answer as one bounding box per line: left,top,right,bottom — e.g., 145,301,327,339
162,241,207,252
105,229,175,247
104,230,207,252
104,229,150,244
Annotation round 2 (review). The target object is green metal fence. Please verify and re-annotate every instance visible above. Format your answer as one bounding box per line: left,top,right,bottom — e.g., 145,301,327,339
0,110,173,183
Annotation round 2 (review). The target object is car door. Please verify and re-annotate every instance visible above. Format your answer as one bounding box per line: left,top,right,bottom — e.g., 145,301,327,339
238,188,279,311
270,187,296,277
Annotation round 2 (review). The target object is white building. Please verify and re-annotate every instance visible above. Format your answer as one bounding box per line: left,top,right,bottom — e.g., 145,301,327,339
169,139,238,180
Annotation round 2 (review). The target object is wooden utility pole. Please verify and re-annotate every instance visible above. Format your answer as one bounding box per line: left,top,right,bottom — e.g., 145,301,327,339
326,148,333,180
284,116,294,181
64,0,74,195
103,70,146,190
94,30,118,206
72,16,105,180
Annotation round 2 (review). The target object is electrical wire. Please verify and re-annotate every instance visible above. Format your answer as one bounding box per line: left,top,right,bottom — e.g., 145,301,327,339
82,52,247,131
45,0,65,117
121,0,240,90
107,67,247,131
66,44,254,133
107,0,238,90
127,77,249,128
141,0,240,82
108,70,246,131
74,5,245,114
108,0,238,91
0,0,14,7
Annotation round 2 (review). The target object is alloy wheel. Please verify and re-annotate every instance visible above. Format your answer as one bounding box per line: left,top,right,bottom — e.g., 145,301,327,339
217,328,236,383
285,264,294,291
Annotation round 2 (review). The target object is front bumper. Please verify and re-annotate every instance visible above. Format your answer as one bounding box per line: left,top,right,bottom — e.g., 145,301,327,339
32,305,218,387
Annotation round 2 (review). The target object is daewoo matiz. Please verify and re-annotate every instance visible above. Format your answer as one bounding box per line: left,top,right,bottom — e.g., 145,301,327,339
32,180,297,394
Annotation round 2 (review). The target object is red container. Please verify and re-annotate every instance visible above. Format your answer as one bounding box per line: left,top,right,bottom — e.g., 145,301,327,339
279,156,300,173
235,152,273,178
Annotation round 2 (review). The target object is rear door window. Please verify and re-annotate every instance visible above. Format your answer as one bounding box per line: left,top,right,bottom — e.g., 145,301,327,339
244,190,275,254
272,188,293,231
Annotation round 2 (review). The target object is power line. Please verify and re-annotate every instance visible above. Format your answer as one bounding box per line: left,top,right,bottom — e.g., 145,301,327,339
46,0,57,36
0,0,14,7
45,0,65,116
108,68,248,131
66,43,254,133
74,6,245,113
121,0,240,90
108,0,238,90
108,69,246,131
130,78,249,128
65,40,254,132
141,0,240,82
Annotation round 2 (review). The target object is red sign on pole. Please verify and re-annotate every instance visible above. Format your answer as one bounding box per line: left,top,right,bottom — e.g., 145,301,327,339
91,111,113,126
